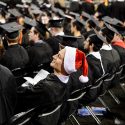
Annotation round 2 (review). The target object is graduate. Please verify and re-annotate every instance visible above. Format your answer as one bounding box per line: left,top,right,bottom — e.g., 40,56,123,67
26,21,53,72
15,46,88,125
46,18,65,55
0,22,29,70
0,64,17,125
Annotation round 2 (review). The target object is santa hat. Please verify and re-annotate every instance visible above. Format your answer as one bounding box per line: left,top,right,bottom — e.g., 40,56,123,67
64,46,89,83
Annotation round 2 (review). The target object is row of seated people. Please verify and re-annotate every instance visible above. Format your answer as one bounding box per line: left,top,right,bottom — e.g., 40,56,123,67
0,11,125,125
0,23,125,125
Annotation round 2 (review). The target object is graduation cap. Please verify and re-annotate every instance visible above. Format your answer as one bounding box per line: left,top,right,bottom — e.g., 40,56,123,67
102,16,123,26
31,9,42,15
49,18,64,28
104,23,120,35
8,8,22,17
94,29,107,44
86,16,100,30
16,4,29,9
69,11,80,19
59,35,81,47
0,1,7,8
81,11,91,20
0,22,24,39
90,16,100,28
35,21,49,36
24,16,37,27
76,16,86,26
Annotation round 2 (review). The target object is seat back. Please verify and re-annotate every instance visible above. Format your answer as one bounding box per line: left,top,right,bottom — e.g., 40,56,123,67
8,108,36,125
84,73,109,101
8,103,62,125
67,85,92,102
120,64,125,82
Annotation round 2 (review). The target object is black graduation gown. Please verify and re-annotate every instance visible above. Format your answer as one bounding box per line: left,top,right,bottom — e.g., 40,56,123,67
87,54,104,84
0,44,29,70
15,73,70,113
112,45,125,65
26,42,53,69
78,54,104,105
0,65,17,125
100,47,121,74
100,46,121,89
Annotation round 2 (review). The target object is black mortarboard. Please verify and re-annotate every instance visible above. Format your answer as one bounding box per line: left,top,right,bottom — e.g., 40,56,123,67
49,18,64,28
81,11,91,20
0,1,7,13
90,16,100,28
104,23,120,35
102,16,123,26
69,11,80,19
0,1,7,8
102,16,113,24
30,9,42,15
24,16,37,27
8,8,22,17
94,29,107,44
76,16,86,26
0,22,24,39
35,21,49,36
59,35,81,47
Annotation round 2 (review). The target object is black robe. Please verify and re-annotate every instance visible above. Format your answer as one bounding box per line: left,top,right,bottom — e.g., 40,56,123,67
100,45,121,89
0,65,17,125
100,46,121,74
15,73,70,113
26,42,53,69
112,44,125,65
0,44,29,70
78,53,104,105
87,54,104,84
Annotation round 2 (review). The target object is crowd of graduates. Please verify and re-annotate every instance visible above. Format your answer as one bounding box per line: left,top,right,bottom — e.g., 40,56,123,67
0,0,125,125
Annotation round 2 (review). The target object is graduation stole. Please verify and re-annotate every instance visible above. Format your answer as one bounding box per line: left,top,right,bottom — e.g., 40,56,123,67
112,40,125,49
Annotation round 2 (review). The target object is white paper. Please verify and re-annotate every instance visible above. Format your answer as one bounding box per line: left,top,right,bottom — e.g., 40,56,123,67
23,69,50,86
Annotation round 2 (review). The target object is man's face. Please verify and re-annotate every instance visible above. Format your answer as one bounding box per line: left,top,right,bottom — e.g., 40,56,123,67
29,27,36,41
50,49,66,73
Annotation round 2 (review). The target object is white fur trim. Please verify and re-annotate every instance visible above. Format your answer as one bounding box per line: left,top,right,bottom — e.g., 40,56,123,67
64,46,77,74
79,75,89,83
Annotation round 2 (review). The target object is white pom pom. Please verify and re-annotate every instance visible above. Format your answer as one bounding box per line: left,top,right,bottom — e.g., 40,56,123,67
79,75,89,83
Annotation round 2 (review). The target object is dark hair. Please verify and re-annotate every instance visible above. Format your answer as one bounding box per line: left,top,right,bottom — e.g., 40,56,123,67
89,34,103,51
72,20,83,32
101,27,114,43
34,28,44,40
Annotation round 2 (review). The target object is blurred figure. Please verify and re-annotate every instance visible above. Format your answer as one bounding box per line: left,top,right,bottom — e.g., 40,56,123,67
0,22,29,70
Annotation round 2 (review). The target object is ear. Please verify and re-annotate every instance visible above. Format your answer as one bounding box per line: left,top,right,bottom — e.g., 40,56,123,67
59,43,65,50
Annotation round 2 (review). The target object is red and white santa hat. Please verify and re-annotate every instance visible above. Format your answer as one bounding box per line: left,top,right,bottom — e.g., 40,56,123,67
64,46,89,83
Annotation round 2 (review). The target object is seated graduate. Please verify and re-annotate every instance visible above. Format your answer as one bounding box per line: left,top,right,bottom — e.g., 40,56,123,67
15,46,89,124
0,64,17,125
110,23,125,65
46,18,65,55
99,23,121,75
26,21,53,71
70,16,86,52
0,22,29,70
83,29,105,85
78,30,106,105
